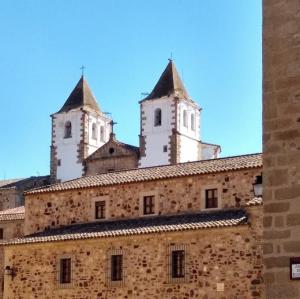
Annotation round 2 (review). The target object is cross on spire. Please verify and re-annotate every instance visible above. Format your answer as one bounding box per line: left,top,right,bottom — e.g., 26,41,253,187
80,65,86,77
110,120,118,134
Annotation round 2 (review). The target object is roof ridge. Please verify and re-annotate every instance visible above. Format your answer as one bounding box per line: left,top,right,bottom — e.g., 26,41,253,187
25,153,262,195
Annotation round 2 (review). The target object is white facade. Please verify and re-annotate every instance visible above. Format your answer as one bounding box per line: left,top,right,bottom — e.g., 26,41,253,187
139,97,173,167
52,109,111,182
139,96,201,168
177,100,201,163
201,143,221,160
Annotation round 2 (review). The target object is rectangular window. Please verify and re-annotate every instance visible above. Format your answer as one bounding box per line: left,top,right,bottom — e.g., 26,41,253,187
111,255,123,281
205,188,218,209
95,201,106,219
172,250,185,278
143,195,155,215
60,258,71,284
0,228,3,240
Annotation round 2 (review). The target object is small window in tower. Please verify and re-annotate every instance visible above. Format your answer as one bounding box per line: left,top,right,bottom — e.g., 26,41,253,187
92,123,97,140
64,121,72,138
57,159,61,166
100,126,105,142
163,145,168,152
183,110,188,128
154,108,162,127
0,228,3,240
191,114,195,131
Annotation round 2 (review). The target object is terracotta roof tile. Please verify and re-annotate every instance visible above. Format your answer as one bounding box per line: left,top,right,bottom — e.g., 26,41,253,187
245,197,263,207
0,206,25,221
5,209,247,245
26,153,262,195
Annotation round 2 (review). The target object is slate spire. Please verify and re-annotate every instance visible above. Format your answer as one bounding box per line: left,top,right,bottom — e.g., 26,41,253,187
58,76,101,113
142,60,190,101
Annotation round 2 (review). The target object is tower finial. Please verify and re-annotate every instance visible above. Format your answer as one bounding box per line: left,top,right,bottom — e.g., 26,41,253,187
168,52,173,62
80,65,86,77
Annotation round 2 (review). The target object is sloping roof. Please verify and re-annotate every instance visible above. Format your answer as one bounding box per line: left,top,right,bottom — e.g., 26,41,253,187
57,76,100,113
141,60,191,102
26,153,262,195
245,197,263,207
0,179,23,188
0,206,25,221
0,176,50,190
5,209,247,245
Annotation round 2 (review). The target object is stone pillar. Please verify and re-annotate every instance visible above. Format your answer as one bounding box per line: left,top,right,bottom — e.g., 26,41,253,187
263,0,300,298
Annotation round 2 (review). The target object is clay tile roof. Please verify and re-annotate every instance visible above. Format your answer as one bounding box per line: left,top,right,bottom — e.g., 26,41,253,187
0,206,25,221
5,209,247,245
245,197,263,207
141,60,191,102
57,76,100,113
25,153,262,195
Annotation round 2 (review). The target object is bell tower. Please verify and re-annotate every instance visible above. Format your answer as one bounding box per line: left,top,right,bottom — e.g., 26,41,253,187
139,60,202,168
50,76,112,182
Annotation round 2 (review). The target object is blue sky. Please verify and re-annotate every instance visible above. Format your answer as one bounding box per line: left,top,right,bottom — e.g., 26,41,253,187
0,0,262,179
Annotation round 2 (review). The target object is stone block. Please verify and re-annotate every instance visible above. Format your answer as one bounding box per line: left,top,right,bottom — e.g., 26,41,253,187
283,240,300,253
264,202,290,213
286,213,300,226
264,230,290,240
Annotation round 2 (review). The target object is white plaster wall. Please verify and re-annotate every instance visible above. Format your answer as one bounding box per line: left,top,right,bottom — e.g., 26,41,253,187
177,99,201,162
201,144,221,160
179,135,200,163
53,110,84,182
139,97,173,167
87,112,111,156
177,100,200,140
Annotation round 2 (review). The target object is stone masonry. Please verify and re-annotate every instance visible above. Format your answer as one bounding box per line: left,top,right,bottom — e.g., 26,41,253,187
4,222,262,299
24,168,260,235
263,0,300,298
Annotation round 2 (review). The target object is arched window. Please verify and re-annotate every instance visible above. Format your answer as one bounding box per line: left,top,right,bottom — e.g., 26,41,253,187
191,113,195,131
154,108,162,127
100,126,105,142
64,121,72,138
183,110,188,128
92,123,97,140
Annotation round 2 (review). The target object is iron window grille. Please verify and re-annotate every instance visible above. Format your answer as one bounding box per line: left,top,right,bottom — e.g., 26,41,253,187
205,188,218,209
167,244,189,283
106,249,126,287
56,255,74,288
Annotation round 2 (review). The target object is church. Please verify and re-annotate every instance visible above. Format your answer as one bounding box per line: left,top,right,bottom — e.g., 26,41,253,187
0,60,263,298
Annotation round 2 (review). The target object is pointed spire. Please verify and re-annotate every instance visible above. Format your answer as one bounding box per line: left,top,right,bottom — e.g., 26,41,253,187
142,60,190,102
57,76,101,113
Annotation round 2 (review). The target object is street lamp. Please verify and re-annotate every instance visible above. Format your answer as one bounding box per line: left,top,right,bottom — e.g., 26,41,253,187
253,175,263,197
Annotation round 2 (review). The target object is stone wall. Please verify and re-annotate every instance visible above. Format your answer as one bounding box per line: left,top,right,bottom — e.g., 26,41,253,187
25,168,261,235
0,219,24,299
0,189,18,211
4,222,263,299
263,1,300,298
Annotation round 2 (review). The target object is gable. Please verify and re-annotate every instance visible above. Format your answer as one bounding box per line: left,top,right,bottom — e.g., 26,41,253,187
86,138,139,161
